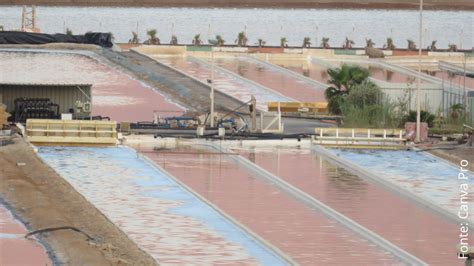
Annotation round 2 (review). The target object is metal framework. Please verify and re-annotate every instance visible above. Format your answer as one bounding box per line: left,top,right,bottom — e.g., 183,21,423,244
21,6,36,32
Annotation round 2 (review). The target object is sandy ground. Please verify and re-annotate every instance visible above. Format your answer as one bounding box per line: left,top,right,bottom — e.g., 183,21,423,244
0,135,157,265
0,0,472,10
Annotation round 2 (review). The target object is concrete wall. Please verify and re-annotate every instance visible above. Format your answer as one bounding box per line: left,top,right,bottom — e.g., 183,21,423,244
133,45,186,55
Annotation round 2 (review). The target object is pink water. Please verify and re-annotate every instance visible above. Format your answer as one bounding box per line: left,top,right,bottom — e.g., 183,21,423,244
0,52,184,122
0,204,51,266
272,60,331,84
424,71,474,90
235,147,464,265
155,56,291,110
145,146,400,265
213,57,326,102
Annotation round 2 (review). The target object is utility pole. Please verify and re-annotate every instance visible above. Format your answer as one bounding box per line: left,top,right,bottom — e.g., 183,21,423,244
464,54,468,116
210,50,215,128
416,0,423,143
251,96,257,132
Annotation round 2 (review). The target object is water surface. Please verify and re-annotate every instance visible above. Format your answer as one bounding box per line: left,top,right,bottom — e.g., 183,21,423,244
0,6,471,48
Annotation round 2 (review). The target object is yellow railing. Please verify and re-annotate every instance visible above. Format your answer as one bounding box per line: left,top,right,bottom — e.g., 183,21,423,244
26,119,117,146
312,127,406,149
268,102,328,113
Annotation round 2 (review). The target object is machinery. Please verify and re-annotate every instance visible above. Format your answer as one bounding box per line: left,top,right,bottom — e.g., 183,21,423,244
74,100,92,119
10,98,59,123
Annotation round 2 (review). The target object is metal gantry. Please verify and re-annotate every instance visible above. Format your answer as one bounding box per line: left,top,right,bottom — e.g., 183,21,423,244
21,6,37,32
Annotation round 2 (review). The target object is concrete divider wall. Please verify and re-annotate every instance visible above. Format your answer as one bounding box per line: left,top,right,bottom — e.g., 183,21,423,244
283,48,303,54
428,51,465,57
304,48,334,57
187,45,213,52
334,49,358,55
133,45,186,55
212,47,249,53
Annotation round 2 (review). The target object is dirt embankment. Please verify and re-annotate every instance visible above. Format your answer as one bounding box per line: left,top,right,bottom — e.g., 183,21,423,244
0,136,157,265
427,145,474,172
0,0,472,10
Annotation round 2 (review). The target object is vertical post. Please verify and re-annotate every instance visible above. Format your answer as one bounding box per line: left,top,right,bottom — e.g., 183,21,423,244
32,6,36,29
464,54,468,116
21,6,26,31
315,25,318,48
251,95,257,132
416,0,423,143
210,50,215,128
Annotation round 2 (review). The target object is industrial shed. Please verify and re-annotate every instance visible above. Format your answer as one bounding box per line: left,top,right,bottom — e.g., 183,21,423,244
0,83,92,122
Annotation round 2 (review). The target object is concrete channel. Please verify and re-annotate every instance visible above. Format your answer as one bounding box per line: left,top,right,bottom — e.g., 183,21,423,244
37,145,290,265
100,49,247,113
229,144,464,265
316,146,472,223
190,56,297,103
144,142,402,265
205,141,426,265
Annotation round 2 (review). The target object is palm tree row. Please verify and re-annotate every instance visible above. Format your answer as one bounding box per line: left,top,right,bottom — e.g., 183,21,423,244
135,30,460,51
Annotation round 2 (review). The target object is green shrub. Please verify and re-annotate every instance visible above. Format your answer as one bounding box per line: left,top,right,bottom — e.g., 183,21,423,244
340,101,403,128
403,110,435,128
346,81,382,108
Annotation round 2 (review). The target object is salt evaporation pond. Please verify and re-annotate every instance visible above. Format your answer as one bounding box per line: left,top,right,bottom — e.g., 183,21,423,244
0,50,184,122
329,149,474,221
0,203,51,265
211,57,326,102
233,146,463,265
271,59,331,84
1,7,472,48
37,146,285,265
153,56,291,110
145,145,400,265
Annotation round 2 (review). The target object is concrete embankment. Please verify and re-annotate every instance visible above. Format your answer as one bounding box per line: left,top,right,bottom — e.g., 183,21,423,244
0,136,157,265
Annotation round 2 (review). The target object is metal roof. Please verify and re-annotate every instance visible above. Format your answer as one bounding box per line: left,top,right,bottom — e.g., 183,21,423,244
0,82,92,87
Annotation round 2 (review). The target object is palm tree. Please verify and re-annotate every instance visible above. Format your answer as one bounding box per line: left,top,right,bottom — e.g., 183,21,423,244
321,37,330,49
325,64,370,114
146,29,160,45
170,35,178,45
365,38,375,48
384,37,395,50
450,103,464,121
302,37,311,48
407,39,416,50
448,44,458,52
428,40,437,51
257,38,266,47
192,34,202,46
342,37,354,49
129,31,139,44
215,35,225,46
280,37,288,48
235,31,248,47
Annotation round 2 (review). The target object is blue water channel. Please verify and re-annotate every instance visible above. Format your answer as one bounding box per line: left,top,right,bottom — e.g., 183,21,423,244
37,146,287,266
329,148,473,218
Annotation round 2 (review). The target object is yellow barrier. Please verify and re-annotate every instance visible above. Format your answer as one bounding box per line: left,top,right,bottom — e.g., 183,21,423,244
315,128,405,137
312,127,407,149
26,119,117,146
268,102,328,113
